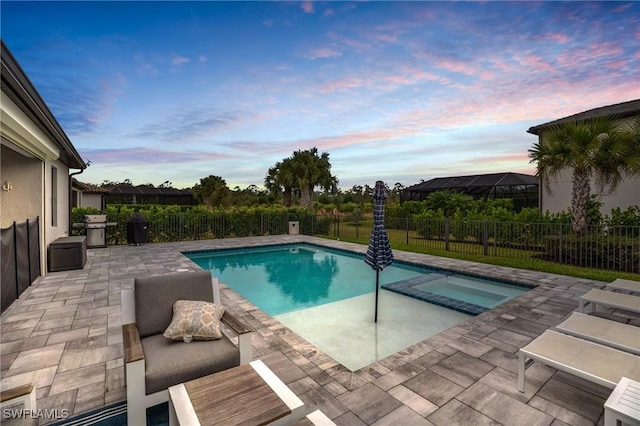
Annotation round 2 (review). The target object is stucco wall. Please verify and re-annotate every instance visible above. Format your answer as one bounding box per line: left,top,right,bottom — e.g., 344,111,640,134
45,158,71,243
0,145,43,228
538,115,640,216
84,193,104,210
541,169,640,215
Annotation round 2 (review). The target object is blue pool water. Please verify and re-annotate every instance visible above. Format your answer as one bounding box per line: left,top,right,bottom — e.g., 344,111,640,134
186,244,427,315
185,244,531,316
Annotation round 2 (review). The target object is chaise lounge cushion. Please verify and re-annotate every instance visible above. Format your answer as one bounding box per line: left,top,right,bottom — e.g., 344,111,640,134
141,334,240,395
163,300,225,341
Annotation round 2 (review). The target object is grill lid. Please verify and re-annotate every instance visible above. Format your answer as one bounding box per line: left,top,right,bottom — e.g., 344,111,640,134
85,215,107,223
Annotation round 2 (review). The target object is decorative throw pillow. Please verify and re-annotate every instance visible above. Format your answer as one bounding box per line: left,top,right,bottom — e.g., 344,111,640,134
163,300,225,341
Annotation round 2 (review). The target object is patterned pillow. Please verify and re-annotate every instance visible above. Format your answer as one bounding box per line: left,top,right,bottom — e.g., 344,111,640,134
163,300,225,341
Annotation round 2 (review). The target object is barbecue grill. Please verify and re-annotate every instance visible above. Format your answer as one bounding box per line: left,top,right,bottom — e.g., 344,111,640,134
85,215,107,248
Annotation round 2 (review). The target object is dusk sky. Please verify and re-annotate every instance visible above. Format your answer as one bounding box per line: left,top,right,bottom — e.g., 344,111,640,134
2,1,639,190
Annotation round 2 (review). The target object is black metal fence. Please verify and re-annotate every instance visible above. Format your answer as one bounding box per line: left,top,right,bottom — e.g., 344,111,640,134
70,212,640,274
330,217,640,274
72,212,330,246
1,217,41,313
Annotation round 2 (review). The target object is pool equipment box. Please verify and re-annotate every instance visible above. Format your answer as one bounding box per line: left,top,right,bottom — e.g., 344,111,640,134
48,236,87,272
288,221,299,235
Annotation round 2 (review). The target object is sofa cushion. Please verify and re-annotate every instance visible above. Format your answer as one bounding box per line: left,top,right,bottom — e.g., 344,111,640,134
134,271,213,337
163,300,225,341
141,333,240,395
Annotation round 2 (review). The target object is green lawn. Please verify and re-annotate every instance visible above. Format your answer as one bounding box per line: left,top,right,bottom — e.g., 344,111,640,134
323,222,640,283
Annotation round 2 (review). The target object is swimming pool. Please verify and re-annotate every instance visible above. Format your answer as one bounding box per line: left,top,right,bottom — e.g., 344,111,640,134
185,243,531,316
186,244,427,315
185,243,532,370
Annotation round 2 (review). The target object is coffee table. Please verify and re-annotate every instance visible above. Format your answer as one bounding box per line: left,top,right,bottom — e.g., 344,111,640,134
168,360,306,426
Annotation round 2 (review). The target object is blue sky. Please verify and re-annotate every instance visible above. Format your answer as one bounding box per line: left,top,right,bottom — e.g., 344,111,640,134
2,1,639,190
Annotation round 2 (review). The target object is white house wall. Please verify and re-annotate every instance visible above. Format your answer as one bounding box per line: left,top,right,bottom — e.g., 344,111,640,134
82,193,104,210
539,115,640,216
45,158,71,244
1,93,72,273
0,144,44,228
541,168,640,215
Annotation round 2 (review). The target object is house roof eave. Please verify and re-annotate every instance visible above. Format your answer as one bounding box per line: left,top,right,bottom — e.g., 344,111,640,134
1,40,86,170
527,99,640,135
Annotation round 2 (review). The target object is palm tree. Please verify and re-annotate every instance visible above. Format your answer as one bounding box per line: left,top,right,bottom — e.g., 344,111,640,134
265,161,295,206
528,116,640,235
266,148,338,210
426,190,472,217
290,148,338,209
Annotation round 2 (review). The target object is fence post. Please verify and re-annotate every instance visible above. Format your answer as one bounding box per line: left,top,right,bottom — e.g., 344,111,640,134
260,213,264,236
13,221,19,298
406,218,409,245
483,220,488,256
356,220,359,240
36,216,41,277
26,218,32,284
445,218,450,251
493,221,497,256
558,225,563,262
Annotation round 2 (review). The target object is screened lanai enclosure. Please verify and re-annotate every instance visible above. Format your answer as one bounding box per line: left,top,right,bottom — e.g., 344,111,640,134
401,172,539,210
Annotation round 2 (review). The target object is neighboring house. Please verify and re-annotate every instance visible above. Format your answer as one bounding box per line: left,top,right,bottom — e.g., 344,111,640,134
72,179,107,210
104,183,194,205
1,40,86,273
527,99,640,215
402,172,539,210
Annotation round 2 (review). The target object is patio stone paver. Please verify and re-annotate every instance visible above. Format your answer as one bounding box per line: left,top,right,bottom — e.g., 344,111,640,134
427,399,499,426
1,235,639,425
404,369,465,406
338,383,402,424
457,381,554,426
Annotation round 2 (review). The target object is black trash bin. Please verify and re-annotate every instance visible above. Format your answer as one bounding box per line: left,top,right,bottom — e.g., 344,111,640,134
127,213,147,245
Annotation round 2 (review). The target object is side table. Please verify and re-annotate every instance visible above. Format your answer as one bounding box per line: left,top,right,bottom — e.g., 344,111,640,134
168,359,305,426
604,377,640,426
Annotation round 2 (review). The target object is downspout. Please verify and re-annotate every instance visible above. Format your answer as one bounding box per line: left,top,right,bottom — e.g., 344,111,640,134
69,169,84,235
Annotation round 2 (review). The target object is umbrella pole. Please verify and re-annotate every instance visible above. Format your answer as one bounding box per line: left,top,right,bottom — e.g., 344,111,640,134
374,269,380,323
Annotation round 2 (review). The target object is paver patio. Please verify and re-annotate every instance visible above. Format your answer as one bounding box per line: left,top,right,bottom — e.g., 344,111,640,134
2,235,639,425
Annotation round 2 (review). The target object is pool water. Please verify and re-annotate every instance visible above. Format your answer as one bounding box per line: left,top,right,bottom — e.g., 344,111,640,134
186,244,427,315
186,244,531,316
185,243,532,371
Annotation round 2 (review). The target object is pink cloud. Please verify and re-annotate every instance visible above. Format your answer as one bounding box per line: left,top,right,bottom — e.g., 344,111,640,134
296,127,424,153
535,32,571,44
301,1,314,14
171,55,189,66
384,65,451,86
81,147,231,165
613,3,633,12
319,76,365,93
513,53,556,74
557,42,624,68
390,77,639,131
307,47,342,59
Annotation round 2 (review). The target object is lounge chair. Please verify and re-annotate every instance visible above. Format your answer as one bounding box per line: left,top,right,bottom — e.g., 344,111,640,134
606,278,640,295
122,270,253,426
578,288,640,314
518,330,640,392
554,312,640,355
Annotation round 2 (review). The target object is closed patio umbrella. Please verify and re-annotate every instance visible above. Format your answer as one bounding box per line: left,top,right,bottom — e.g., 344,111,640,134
365,180,394,323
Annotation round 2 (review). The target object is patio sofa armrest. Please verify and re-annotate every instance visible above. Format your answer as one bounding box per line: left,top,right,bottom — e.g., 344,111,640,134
123,323,144,363
221,311,253,365
221,311,252,335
